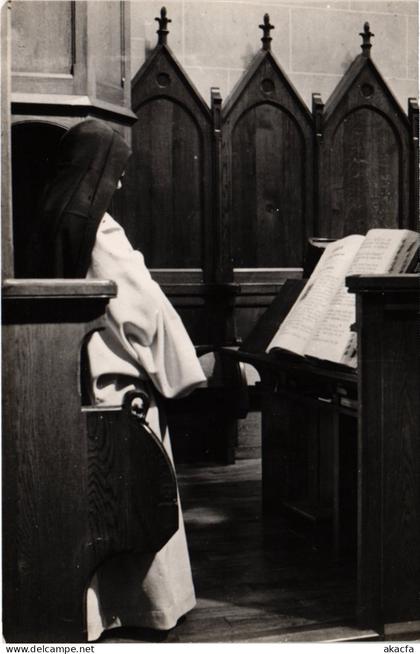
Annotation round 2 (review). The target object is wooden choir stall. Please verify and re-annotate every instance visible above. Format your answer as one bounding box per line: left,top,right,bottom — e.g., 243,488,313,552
2,1,419,643
118,8,419,639
2,1,179,643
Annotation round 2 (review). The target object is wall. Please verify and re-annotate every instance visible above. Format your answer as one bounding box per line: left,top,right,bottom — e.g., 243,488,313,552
130,0,418,112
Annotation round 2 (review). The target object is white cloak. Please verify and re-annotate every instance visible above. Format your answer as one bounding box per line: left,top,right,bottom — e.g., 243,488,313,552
85,213,206,640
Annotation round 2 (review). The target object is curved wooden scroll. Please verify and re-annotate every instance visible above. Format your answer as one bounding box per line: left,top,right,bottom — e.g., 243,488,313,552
87,389,178,558
316,23,413,237
222,16,314,272
121,9,213,280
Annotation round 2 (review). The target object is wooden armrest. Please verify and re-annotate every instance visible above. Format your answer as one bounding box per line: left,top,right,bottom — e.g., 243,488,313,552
195,342,239,357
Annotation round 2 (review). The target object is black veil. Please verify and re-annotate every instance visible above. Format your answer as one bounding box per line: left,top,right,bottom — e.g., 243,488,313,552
36,119,131,278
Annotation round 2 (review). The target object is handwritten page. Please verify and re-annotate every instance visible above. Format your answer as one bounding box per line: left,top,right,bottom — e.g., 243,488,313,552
305,229,419,365
266,235,364,355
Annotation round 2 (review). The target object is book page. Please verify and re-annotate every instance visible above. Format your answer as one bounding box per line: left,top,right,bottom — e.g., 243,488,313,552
266,235,364,355
305,229,420,366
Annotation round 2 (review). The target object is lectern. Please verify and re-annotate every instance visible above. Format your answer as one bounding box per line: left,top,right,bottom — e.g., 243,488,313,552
223,273,420,637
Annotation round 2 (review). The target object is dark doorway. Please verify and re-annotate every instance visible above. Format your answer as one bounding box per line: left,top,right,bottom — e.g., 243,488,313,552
12,121,66,277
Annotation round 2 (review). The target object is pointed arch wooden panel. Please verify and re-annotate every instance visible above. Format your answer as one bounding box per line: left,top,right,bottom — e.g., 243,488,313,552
121,11,417,354
222,46,315,274
316,24,414,237
120,40,213,281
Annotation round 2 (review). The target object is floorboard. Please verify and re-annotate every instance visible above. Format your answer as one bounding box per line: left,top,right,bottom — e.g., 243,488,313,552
100,458,373,643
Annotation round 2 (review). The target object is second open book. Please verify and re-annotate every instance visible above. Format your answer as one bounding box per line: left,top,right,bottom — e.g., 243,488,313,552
266,229,419,368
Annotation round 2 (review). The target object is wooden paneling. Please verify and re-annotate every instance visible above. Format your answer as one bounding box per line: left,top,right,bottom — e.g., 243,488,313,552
10,0,135,272
125,43,212,279
223,51,314,271
318,48,412,236
124,98,204,268
125,13,415,360
234,275,303,346
11,0,134,126
231,102,305,267
12,1,74,76
327,108,400,235
89,0,125,105
11,0,78,96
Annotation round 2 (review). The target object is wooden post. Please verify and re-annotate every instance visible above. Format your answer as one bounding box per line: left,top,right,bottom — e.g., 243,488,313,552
312,92,324,237
348,275,420,633
1,1,14,279
408,98,419,230
211,87,232,284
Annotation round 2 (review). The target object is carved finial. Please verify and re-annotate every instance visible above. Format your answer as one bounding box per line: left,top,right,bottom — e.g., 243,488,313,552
259,14,275,51
155,7,171,45
359,22,374,57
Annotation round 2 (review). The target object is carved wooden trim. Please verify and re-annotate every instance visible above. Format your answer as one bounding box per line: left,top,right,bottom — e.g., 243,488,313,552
359,21,374,58
155,6,171,46
259,13,274,52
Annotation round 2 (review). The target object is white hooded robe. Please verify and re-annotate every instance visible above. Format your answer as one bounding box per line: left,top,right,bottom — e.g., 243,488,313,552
85,213,206,640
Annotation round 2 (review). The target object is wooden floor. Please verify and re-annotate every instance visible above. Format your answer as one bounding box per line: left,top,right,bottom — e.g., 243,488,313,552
100,458,379,643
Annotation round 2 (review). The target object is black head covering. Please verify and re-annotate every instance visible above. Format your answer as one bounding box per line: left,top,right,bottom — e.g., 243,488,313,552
38,119,131,278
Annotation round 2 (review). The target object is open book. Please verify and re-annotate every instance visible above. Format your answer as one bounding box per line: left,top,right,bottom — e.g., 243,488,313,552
266,229,419,368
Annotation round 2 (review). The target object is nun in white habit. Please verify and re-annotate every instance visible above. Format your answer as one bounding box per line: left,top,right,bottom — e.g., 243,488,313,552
38,119,206,640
